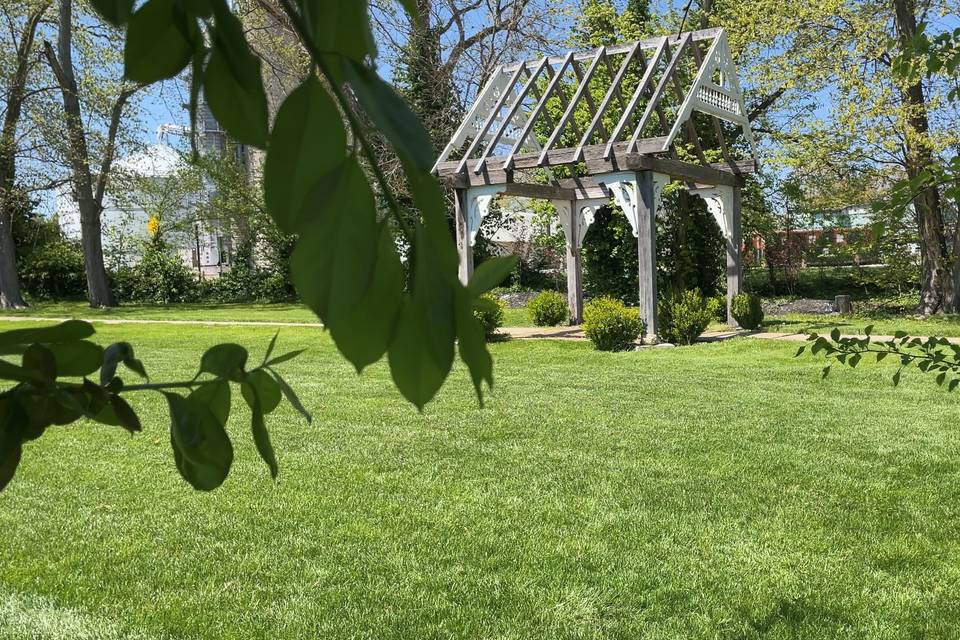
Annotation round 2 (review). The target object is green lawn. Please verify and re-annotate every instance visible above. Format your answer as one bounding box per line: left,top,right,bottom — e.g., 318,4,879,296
8,300,960,341
0,301,541,328
501,306,533,327
3,322,960,638
0,300,321,323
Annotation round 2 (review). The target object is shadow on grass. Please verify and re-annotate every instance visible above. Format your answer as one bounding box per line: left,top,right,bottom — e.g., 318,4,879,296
731,597,854,639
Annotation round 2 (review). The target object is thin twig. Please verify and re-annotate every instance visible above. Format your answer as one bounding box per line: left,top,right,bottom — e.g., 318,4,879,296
275,0,415,241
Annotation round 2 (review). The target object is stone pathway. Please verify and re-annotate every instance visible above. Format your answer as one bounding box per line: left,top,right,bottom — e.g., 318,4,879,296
501,325,960,346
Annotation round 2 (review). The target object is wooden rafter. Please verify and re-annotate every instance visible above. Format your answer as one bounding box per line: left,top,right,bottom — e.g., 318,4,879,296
432,27,756,177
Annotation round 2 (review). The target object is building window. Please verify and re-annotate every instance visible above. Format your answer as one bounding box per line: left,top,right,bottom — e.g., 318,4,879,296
835,234,844,243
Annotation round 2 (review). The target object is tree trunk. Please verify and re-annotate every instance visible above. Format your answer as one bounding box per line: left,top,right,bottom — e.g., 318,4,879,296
0,210,24,309
893,0,954,314
0,5,47,309
45,0,119,307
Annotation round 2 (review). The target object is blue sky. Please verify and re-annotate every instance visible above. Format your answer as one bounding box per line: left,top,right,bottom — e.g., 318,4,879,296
136,1,693,146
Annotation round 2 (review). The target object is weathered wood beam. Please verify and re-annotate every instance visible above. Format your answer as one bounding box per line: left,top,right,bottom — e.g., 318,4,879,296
626,155,747,187
576,41,640,162
439,175,577,200
438,147,755,189
441,139,667,177
503,51,574,172
539,47,607,166
606,38,668,158
439,174,611,202
628,33,692,153
501,28,722,73
473,56,550,174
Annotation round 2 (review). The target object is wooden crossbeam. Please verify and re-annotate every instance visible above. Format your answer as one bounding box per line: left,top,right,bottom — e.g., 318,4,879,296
538,47,607,166
630,156,746,187
440,153,753,190
605,37,668,159
502,51,575,172
455,63,527,174
472,56,550,174
663,38,708,165
575,41,641,162
500,27,722,73
628,32,692,153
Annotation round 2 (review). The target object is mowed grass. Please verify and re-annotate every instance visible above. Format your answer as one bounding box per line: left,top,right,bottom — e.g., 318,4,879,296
3,323,960,639
0,300,321,324
9,300,960,338
0,300,540,329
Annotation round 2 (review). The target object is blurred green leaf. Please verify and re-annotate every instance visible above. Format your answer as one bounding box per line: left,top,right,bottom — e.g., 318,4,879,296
245,384,278,479
264,350,305,367
47,341,105,378
89,0,136,25
91,395,142,434
191,381,231,426
264,76,345,234
268,370,312,424
124,0,197,83
203,47,268,147
242,371,281,414
262,332,279,365
101,342,147,385
200,344,248,380
305,0,374,63
455,286,493,403
203,4,269,147
343,59,433,172
293,180,403,371
388,297,451,411
166,391,233,491
468,256,519,296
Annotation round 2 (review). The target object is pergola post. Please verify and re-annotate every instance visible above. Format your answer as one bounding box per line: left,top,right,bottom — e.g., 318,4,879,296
454,187,473,284
635,171,658,339
564,201,583,324
726,185,743,325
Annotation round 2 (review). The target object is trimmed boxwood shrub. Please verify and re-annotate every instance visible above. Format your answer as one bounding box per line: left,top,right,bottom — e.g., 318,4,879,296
528,290,568,326
582,296,643,351
658,289,713,346
473,293,505,340
707,294,726,323
731,292,764,330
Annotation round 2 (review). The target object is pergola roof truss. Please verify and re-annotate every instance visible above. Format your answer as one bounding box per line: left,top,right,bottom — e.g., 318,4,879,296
433,28,755,178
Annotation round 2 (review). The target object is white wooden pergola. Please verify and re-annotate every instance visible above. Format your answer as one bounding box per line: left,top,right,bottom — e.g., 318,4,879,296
433,27,757,337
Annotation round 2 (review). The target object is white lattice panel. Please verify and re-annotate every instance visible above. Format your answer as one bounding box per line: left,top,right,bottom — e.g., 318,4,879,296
696,85,741,116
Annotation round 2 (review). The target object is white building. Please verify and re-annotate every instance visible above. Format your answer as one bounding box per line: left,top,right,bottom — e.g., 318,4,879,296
57,134,232,278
